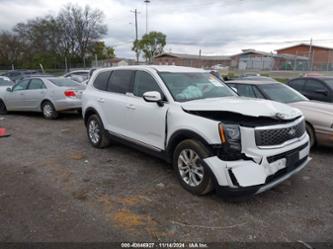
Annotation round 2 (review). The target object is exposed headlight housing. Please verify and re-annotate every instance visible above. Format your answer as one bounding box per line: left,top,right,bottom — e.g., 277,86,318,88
219,123,241,151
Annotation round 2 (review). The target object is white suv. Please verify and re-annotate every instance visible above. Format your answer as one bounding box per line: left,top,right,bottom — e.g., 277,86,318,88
82,66,311,197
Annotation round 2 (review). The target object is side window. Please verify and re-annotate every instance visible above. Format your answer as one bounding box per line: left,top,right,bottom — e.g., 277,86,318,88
252,86,265,98
289,79,305,91
12,79,29,91
93,71,111,91
133,71,163,97
305,79,328,92
235,84,256,98
28,79,46,90
108,70,133,94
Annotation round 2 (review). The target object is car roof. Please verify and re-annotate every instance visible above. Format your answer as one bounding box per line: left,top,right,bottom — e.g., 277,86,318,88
96,65,206,73
226,80,277,85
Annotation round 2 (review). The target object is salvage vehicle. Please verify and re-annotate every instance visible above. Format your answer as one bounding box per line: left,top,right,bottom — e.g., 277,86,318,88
0,77,85,119
82,66,310,197
226,80,333,147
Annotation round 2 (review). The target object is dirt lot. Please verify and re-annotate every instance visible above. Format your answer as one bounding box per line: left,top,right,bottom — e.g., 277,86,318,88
0,113,332,242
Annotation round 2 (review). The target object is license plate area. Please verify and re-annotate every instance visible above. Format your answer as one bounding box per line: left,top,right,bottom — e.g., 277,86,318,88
286,151,299,171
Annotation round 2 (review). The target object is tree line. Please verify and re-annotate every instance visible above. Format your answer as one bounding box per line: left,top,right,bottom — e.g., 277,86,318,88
0,4,114,69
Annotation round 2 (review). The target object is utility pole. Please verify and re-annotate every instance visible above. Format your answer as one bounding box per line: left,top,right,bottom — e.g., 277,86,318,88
144,0,150,34
308,38,313,71
131,9,140,63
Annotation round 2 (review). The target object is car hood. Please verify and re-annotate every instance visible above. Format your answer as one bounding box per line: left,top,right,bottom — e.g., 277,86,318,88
181,97,302,120
289,101,333,116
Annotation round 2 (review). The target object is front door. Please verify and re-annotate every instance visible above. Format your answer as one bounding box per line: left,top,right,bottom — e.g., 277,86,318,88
4,79,30,111
24,78,47,110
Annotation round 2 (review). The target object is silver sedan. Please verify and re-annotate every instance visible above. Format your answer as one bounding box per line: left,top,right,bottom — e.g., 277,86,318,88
0,77,85,119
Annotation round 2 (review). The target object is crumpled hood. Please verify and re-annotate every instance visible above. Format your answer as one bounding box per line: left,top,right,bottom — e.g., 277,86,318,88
289,100,333,117
181,97,302,120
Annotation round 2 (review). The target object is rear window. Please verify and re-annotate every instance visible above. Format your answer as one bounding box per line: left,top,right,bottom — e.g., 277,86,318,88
93,71,111,91
323,79,333,89
108,70,134,94
49,79,80,87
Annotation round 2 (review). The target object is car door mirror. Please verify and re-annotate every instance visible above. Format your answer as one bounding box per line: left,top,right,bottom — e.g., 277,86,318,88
6,87,12,92
315,89,328,96
143,91,164,106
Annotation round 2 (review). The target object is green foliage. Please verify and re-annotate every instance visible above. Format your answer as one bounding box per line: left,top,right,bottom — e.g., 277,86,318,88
132,31,166,63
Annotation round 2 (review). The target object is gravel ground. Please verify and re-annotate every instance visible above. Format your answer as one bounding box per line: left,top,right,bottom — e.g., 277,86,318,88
0,113,332,242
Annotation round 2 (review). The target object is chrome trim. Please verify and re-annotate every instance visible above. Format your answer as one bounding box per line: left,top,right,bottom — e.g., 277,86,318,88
108,130,162,152
256,157,311,194
257,133,308,149
255,116,304,131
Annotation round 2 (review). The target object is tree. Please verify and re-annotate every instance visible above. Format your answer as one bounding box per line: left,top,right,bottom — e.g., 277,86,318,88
58,4,107,66
132,31,166,63
91,41,115,60
0,31,23,66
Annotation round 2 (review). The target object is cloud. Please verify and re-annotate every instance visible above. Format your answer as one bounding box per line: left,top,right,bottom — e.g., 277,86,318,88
0,0,332,58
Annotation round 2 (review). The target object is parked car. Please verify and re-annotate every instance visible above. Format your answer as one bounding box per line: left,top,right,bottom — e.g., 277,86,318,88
287,76,333,103
238,76,277,82
82,66,310,198
0,76,14,88
0,77,85,119
64,70,90,83
226,80,333,147
2,70,41,83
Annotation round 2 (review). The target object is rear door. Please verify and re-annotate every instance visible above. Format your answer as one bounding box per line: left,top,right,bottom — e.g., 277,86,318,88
125,70,168,149
4,79,30,110
24,78,47,110
102,70,134,136
303,79,330,102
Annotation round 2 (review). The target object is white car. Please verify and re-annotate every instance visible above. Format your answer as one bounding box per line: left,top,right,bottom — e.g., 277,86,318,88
0,77,85,119
82,66,311,197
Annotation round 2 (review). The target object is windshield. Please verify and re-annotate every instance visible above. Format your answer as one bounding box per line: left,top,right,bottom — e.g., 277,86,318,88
159,72,236,102
258,83,308,103
323,79,333,89
49,78,81,87
0,77,14,86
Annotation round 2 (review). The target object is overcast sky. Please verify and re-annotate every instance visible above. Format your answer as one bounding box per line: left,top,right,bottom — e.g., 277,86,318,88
0,0,333,58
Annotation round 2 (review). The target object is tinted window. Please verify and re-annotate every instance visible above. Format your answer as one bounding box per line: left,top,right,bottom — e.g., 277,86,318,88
13,79,29,91
108,70,133,94
133,71,163,97
252,86,265,98
93,71,111,91
28,79,46,89
49,79,80,87
323,79,333,89
289,79,305,90
258,83,308,103
305,79,328,92
233,84,256,98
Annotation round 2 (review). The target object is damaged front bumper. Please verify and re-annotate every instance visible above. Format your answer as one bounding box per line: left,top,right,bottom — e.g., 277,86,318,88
204,135,311,197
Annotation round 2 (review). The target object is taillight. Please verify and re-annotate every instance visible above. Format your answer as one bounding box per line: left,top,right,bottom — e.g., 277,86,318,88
64,90,76,97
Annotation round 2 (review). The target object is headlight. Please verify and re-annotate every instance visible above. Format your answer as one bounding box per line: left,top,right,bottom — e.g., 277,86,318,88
219,123,241,151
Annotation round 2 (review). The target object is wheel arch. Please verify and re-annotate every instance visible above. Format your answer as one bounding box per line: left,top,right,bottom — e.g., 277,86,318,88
305,121,317,146
84,107,100,126
166,129,214,162
40,99,54,111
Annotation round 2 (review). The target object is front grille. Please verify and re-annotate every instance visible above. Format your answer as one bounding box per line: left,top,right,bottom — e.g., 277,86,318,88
267,142,308,163
255,119,305,147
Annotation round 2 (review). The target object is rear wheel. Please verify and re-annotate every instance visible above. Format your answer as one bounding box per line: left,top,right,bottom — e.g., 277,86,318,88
87,114,111,148
42,101,58,119
306,123,316,148
0,100,7,115
173,139,214,195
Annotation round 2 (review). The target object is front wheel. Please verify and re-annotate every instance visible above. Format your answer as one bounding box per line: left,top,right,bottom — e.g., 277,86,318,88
173,139,214,195
306,123,316,148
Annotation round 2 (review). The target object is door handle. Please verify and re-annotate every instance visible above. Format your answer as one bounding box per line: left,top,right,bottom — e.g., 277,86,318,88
126,104,136,110
97,98,105,103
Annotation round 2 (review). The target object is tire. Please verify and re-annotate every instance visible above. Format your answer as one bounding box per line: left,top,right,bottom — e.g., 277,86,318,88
306,123,316,148
173,139,214,195
0,99,7,115
86,114,111,148
42,101,58,119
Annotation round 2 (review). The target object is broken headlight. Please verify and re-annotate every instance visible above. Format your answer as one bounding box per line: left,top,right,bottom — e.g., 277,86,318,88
219,123,241,151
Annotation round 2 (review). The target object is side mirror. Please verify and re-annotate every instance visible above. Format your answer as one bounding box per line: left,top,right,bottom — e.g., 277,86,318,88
315,89,328,96
6,87,12,92
143,91,164,106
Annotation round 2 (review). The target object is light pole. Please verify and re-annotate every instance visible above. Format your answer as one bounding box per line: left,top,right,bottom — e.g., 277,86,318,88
144,0,150,34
